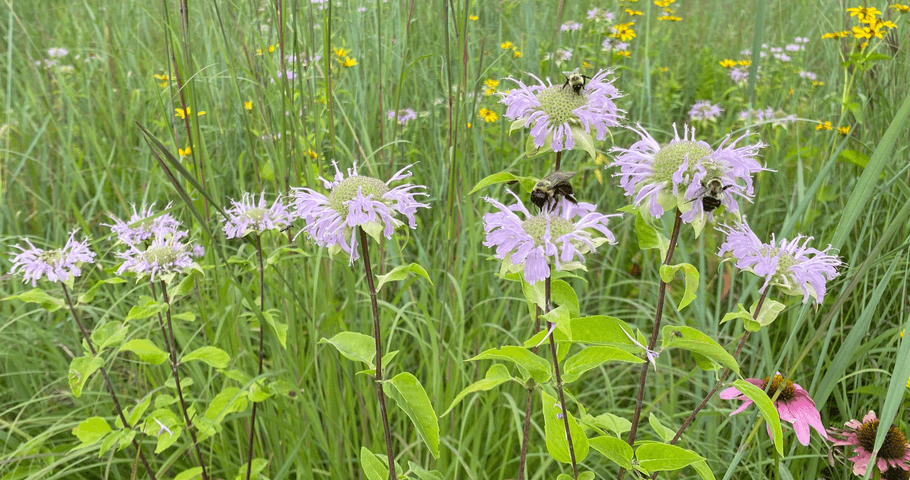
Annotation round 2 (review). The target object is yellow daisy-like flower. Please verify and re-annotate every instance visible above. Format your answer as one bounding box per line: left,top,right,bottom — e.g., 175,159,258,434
501,41,513,50
466,122,472,128
719,59,736,68
816,121,833,131
813,80,825,86
613,22,637,41
654,0,675,7
892,4,910,12
175,107,188,119
626,9,643,15
658,15,682,21
469,15,478,20
268,45,276,53
513,49,522,58
478,108,498,123
838,126,851,135
660,67,669,72
333,47,349,58
484,79,499,89
178,146,192,156
847,6,882,22
738,60,751,66
616,50,631,57
307,148,317,159
256,48,263,55
245,101,253,111
343,56,358,67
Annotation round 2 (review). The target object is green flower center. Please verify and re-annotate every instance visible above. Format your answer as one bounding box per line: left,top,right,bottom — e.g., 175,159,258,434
327,176,389,215
759,247,797,286
762,375,795,403
143,246,178,265
38,250,63,264
650,141,714,184
857,419,909,459
244,207,266,223
522,215,575,245
536,85,588,125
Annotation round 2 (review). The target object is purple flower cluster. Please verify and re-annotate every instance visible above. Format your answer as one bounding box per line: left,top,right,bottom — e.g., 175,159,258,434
8,231,96,287
482,192,618,284
560,21,582,32
291,161,429,264
387,109,417,125
500,69,623,152
586,7,615,21
717,220,843,304
116,229,203,282
611,124,767,224
688,100,724,121
105,203,181,246
739,107,796,126
222,192,291,239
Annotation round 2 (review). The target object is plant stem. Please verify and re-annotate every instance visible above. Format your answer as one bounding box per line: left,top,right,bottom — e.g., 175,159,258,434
159,281,209,480
547,276,578,479
517,305,543,480
554,151,562,172
61,285,158,480
359,227,398,480
619,208,683,480
246,235,266,480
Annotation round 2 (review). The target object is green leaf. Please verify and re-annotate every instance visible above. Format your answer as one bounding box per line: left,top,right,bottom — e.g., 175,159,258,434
3,288,64,311
360,446,388,480
520,279,546,312
691,460,718,480
387,372,440,458
550,280,580,319
837,149,870,168
175,467,203,480
589,435,633,470
173,268,201,297
408,461,445,480
468,171,536,195
182,346,230,369
569,125,597,159
587,412,631,436
375,263,433,293
720,303,758,332
661,326,739,375
171,312,196,322
565,315,637,346
542,390,589,463
72,417,112,448
68,355,104,397
562,346,644,383
145,409,182,453
633,209,669,259
319,332,375,367
126,297,168,321
232,459,267,480
78,278,126,304
558,472,595,480
752,299,785,329
248,381,273,403
90,322,128,353
732,379,783,456
120,339,169,365
127,396,152,428
636,443,705,473
259,309,287,348
466,346,551,383
443,364,514,416
648,414,676,443
659,263,699,311
205,387,249,423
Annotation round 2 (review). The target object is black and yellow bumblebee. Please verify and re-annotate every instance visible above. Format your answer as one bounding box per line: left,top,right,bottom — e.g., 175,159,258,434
561,68,591,95
530,171,579,211
695,177,733,213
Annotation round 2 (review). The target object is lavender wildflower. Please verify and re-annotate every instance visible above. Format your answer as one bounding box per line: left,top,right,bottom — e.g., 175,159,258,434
482,192,619,285
387,109,418,125
47,47,69,58
290,161,429,264
799,71,818,81
222,192,291,239
8,231,96,287
561,21,582,31
500,69,623,155
105,203,181,245
785,43,802,52
610,123,768,227
688,100,724,121
729,66,750,83
717,220,844,305
116,228,203,282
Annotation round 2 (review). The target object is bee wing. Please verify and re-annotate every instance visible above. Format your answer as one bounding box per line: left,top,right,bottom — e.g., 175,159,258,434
546,170,578,183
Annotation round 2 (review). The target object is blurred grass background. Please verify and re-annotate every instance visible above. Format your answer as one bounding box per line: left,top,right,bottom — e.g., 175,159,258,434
1,0,908,478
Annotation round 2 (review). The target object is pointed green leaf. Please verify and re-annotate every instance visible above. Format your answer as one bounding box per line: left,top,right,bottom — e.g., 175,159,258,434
443,364,514,416
205,387,248,423
127,396,152,428
632,208,669,259
659,263,699,311
648,414,676,443
569,125,597,159
78,278,126,304
68,355,105,397
375,263,433,293
466,346,551,383
752,299,785,329
319,332,375,367
542,390,589,463
587,412,631,437
120,339,168,365
408,461,445,480
175,468,203,480
720,303,758,332
126,296,168,321
691,460,717,480
661,326,739,375
3,288,64,311
589,435,633,470
232,459,267,480
387,372,440,458
732,379,783,456
72,417,112,448
567,315,636,346
259,309,287,348
360,446,388,480
90,322,128,353
562,346,644,383
636,443,706,473
470,171,521,195
550,279,580,319
182,346,230,369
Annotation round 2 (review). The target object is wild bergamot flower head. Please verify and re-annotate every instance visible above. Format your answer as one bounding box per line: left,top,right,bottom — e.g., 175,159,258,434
482,191,619,284
291,161,429,264
611,123,768,229
8,231,96,287
717,219,843,305
720,374,827,446
222,192,291,239
688,100,724,121
115,227,204,283
500,69,623,157
105,203,181,246
831,410,910,476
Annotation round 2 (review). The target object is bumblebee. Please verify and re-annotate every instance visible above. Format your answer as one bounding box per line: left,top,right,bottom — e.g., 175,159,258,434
561,68,591,95
696,177,733,213
530,170,579,211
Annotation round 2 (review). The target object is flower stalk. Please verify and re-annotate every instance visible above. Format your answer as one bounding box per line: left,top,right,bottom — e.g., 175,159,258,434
547,276,579,479
359,227,398,480
246,235,266,480
60,285,159,480
517,304,543,480
620,208,683,480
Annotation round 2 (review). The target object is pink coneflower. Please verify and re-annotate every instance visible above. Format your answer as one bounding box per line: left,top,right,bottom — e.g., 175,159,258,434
717,219,843,305
8,231,96,287
830,410,910,476
482,191,619,285
610,124,767,225
290,162,429,264
720,374,827,446
222,192,291,239
500,69,623,154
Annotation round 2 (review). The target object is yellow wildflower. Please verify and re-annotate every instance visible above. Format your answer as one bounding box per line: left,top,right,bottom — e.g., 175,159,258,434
307,149,317,159
838,126,851,135
268,45,276,53
719,59,736,68
613,22,637,41
660,67,668,72
816,121,833,131
617,50,631,57
469,15,478,20
256,48,263,56
500,41,513,50
738,60,751,66
333,47,349,57
343,56,358,67
582,61,592,69
821,32,839,39
658,15,682,21
513,49,522,58
175,107,188,119
892,4,910,12
654,0,675,7
466,122,472,128
478,108,498,123
813,80,825,86
847,6,882,22
484,79,499,89
245,101,253,111
178,146,192,156
626,9,643,15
